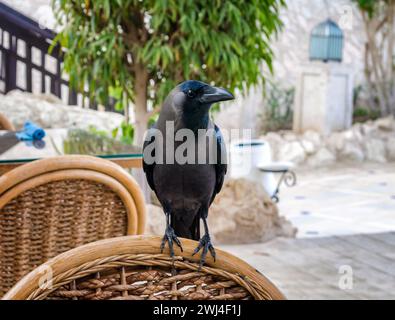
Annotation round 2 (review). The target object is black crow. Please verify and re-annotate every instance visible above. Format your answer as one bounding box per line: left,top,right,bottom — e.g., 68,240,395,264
143,80,234,266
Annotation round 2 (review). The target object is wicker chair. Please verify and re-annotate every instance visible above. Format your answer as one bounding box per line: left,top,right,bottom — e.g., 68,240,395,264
0,113,15,131
2,236,285,300
0,155,146,297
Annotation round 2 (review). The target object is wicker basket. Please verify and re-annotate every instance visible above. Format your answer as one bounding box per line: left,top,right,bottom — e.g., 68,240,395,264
0,156,146,296
3,236,285,300
0,113,15,131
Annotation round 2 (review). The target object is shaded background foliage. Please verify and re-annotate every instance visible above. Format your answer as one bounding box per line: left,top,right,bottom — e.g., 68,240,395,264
352,0,395,116
259,82,294,133
52,0,285,143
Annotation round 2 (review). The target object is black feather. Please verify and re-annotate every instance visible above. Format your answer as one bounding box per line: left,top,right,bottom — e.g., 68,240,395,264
142,81,232,241
210,124,227,204
142,130,156,194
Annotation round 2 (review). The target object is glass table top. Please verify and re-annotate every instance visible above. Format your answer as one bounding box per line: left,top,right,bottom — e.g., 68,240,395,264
0,128,142,164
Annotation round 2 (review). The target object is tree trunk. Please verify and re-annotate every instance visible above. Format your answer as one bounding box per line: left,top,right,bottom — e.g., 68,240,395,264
123,91,130,124
388,0,395,114
364,43,377,109
362,12,391,116
133,63,150,147
130,63,151,201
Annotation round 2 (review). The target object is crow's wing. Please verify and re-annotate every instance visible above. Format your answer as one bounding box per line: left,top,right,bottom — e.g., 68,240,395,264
142,127,157,193
210,124,227,204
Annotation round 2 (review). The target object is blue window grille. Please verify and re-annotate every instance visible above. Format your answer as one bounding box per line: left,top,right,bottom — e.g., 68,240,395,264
309,19,343,62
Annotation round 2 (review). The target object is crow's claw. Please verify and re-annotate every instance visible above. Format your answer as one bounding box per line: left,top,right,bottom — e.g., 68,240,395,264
160,225,183,257
192,234,216,268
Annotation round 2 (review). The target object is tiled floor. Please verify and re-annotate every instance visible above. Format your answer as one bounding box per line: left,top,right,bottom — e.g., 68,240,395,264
277,163,395,238
221,232,395,299
222,163,395,299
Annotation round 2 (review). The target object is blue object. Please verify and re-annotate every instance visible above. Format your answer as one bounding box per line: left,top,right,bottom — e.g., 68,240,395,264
23,139,46,149
16,122,46,141
309,19,343,62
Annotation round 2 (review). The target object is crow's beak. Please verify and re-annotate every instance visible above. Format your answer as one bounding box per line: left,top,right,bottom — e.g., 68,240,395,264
199,86,234,104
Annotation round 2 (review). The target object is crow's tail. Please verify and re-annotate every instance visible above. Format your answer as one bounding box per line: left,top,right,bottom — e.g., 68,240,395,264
189,214,200,241
172,213,200,240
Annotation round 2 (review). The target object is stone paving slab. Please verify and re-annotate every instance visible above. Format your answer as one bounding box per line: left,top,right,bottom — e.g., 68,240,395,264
277,163,395,238
220,232,395,300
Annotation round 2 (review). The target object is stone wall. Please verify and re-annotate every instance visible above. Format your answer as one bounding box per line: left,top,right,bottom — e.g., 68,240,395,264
0,91,124,132
215,0,366,135
272,0,365,85
261,116,395,167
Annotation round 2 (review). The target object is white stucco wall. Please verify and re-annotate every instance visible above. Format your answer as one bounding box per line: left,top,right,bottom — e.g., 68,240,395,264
272,0,366,85
1,0,56,30
217,0,367,135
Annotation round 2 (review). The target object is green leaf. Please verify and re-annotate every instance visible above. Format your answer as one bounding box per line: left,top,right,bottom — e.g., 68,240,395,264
54,0,285,135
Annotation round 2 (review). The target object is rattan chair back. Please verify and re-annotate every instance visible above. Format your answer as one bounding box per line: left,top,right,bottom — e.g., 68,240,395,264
0,156,146,296
0,113,15,131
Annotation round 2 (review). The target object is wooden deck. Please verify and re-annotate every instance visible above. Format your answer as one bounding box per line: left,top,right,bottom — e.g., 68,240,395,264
222,232,395,299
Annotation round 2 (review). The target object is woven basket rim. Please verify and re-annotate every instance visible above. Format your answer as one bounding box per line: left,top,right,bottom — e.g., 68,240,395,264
3,235,285,300
27,253,271,300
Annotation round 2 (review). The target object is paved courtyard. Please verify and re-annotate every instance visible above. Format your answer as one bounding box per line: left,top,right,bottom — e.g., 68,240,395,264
222,163,395,299
222,232,395,299
279,163,395,238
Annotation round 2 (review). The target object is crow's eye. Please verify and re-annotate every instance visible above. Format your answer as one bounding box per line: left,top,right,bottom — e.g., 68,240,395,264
186,89,196,98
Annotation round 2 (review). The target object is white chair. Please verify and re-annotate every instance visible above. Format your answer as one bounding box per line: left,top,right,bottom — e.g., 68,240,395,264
257,161,296,202
229,139,296,202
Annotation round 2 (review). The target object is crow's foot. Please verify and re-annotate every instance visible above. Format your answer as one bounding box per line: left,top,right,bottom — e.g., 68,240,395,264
192,233,216,268
160,225,183,258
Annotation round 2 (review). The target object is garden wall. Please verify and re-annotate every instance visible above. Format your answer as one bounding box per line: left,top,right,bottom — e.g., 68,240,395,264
0,91,123,132
261,116,395,167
